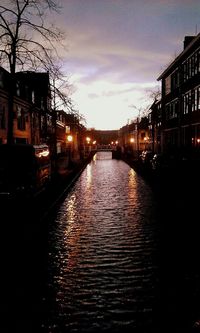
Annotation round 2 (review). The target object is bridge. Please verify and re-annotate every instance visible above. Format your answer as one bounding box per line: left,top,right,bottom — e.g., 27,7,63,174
96,144,117,151
91,144,121,159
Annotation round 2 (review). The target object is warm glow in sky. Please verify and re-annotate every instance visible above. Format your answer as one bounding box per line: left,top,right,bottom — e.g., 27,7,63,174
57,0,200,130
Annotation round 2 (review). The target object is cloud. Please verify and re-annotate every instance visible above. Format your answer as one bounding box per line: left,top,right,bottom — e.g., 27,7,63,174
57,0,200,129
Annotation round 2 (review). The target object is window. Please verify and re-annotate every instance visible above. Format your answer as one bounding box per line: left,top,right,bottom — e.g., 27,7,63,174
0,105,6,129
183,62,187,82
171,70,179,90
0,72,4,88
17,106,26,130
190,86,200,112
194,52,198,74
199,50,200,73
165,104,170,120
41,97,44,110
188,57,192,78
165,100,178,119
194,88,198,111
16,81,20,96
183,91,192,114
199,87,200,109
32,90,35,103
165,75,171,95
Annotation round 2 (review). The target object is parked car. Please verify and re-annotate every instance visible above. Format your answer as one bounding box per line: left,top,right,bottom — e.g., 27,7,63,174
0,144,51,198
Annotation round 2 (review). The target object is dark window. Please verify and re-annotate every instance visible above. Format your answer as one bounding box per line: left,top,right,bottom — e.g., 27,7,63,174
17,106,26,131
0,105,6,129
171,70,179,90
0,72,4,88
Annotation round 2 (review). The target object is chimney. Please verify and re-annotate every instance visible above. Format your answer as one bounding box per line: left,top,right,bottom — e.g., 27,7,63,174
183,36,195,49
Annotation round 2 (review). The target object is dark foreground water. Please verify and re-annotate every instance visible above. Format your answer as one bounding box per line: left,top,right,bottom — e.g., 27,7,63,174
2,152,200,332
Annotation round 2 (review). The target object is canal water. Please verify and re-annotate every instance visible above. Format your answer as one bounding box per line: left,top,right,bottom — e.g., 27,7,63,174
36,150,200,333
3,152,200,332
39,152,161,332
40,152,160,333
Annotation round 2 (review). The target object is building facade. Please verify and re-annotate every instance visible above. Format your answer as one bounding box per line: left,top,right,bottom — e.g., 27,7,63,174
157,34,200,159
148,99,162,154
0,67,52,146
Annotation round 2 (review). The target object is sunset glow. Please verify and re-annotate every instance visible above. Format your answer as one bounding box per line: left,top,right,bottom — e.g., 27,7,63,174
59,0,200,129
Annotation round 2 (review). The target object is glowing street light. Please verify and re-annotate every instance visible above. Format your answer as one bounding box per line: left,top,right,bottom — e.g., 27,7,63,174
86,137,91,144
130,138,134,143
67,134,73,143
144,136,148,150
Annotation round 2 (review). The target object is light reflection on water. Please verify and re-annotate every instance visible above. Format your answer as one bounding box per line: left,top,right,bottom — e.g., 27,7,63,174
43,152,159,332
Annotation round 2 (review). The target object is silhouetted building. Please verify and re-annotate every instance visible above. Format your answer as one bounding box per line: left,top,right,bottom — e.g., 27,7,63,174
15,71,52,145
0,67,52,145
148,99,162,154
157,33,200,159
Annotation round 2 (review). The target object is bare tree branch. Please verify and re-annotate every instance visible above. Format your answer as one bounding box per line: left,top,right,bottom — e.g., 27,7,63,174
0,0,70,143
0,0,66,75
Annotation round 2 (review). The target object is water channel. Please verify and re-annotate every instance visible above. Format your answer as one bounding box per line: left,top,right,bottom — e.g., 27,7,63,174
3,151,200,332
39,151,200,333
41,151,160,332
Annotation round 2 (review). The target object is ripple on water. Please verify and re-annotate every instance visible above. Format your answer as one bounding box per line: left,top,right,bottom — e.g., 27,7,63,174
42,154,159,332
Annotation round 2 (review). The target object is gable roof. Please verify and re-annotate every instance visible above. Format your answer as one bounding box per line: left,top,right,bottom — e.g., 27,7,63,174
157,33,200,81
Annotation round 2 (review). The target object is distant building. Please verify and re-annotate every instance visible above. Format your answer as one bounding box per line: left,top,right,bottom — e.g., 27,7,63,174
148,99,162,154
157,33,200,158
118,119,149,158
88,129,119,145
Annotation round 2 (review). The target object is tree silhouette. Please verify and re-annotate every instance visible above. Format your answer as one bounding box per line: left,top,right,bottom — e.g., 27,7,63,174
0,0,65,143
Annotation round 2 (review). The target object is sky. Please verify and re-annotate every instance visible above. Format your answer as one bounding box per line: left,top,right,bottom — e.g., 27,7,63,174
57,0,200,130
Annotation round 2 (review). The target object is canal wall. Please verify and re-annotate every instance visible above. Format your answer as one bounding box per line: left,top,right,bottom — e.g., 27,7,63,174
37,151,96,220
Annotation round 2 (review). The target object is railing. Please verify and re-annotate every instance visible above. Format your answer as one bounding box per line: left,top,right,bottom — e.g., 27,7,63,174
96,145,117,151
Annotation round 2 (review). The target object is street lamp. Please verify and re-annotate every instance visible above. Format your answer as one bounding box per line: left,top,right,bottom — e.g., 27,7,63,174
67,134,73,167
86,136,91,144
144,136,148,150
130,105,142,159
67,135,73,143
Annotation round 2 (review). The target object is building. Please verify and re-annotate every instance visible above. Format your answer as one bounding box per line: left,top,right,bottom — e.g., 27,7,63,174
157,34,200,159
15,71,52,145
148,99,162,154
118,119,150,158
0,67,52,146
0,67,11,144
